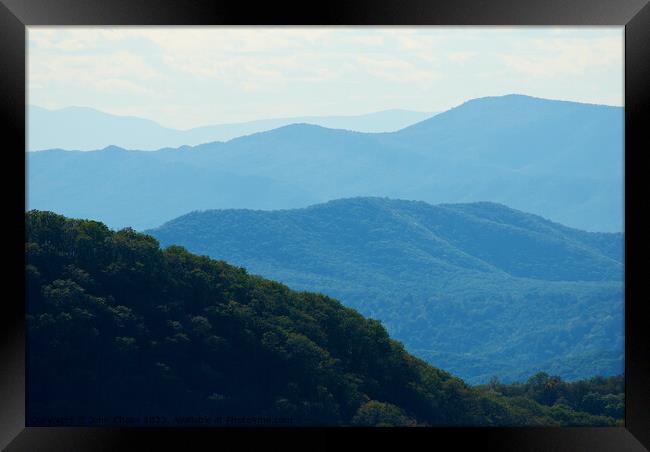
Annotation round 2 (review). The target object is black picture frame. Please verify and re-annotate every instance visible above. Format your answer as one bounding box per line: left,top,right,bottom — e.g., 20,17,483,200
2,0,649,450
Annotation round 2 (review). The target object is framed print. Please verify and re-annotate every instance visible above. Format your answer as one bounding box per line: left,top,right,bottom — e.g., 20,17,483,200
1,0,649,450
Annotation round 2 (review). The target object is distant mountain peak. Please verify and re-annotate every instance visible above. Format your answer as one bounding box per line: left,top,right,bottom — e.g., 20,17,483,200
459,93,617,109
465,93,538,102
99,145,128,152
274,122,332,132
226,121,361,144
396,92,622,139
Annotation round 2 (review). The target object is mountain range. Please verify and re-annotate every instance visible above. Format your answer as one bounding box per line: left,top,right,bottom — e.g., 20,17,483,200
27,94,624,232
26,210,618,426
147,197,624,384
27,105,434,151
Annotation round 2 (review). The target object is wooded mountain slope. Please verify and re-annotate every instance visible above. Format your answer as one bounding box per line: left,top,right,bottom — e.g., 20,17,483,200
148,197,624,384
26,211,616,426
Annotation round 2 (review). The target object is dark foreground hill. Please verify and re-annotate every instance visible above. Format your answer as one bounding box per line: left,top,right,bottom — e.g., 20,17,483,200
26,211,615,426
27,94,623,231
148,198,624,384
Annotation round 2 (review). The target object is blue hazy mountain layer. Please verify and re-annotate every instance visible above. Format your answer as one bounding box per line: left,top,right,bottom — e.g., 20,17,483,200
27,94,624,232
147,197,624,384
28,105,435,151
27,147,319,231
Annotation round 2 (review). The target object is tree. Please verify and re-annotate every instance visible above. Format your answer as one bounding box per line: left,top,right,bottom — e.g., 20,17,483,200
351,400,416,426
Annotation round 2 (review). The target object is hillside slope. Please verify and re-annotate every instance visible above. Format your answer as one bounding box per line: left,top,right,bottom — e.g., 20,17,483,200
26,210,615,426
148,198,624,384
27,95,623,231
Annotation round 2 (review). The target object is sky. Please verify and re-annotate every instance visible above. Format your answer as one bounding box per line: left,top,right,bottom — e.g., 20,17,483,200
27,27,624,130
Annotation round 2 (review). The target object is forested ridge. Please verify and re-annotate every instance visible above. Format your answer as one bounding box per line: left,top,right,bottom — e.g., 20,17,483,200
148,197,623,383
26,211,621,426
478,374,623,420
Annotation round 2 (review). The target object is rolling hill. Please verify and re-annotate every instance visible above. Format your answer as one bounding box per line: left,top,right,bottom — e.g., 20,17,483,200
147,197,624,384
26,210,617,426
27,94,624,232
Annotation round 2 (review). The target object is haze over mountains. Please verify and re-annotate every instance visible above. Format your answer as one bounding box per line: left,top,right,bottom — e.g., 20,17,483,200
28,105,435,151
25,93,625,386
147,197,624,384
27,95,624,232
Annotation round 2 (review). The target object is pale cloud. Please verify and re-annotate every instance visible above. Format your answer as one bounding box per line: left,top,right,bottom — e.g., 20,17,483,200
349,34,386,46
449,51,477,63
29,28,136,51
27,27,623,129
395,33,447,51
30,50,160,83
94,78,156,96
356,56,441,83
502,36,622,77
133,27,334,55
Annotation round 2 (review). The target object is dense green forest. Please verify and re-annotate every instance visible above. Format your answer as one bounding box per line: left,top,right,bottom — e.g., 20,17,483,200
148,197,623,383
478,373,624,420
26,211,621,426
